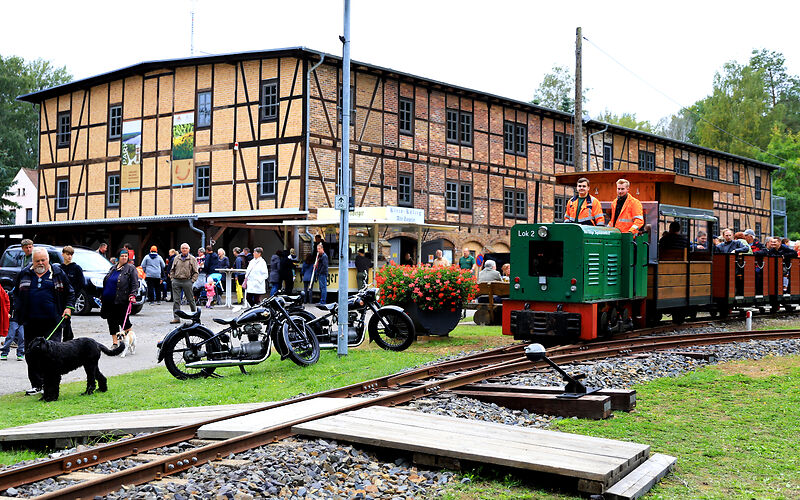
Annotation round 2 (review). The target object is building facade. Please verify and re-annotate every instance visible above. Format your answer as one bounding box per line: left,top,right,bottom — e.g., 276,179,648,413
5,168,38,225
17,47,777,257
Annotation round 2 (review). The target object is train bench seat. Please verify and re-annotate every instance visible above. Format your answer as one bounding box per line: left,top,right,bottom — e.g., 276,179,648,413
470,281,509,326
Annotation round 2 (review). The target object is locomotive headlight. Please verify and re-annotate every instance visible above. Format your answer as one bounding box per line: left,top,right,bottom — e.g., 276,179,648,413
570,285,577,292
540,284,548,291
537,226,549,238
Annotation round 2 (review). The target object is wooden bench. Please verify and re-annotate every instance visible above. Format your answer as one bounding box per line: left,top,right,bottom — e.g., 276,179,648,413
471,281,509,326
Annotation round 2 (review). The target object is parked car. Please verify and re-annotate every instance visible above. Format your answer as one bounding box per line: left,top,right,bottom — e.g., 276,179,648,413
0,244,146,315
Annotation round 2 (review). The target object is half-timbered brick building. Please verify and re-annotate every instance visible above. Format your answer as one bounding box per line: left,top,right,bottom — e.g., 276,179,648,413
12,47,778,260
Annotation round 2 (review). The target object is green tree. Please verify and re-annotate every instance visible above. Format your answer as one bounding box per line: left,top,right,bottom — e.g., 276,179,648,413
595,110,655,133
758,127,800,237
0,55,70,223
0,55,71,172
692,49,800,158
656,109,697,143
531,65,588,113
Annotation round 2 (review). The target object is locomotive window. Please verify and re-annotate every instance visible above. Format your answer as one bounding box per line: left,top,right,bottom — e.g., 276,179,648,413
528,241,564,277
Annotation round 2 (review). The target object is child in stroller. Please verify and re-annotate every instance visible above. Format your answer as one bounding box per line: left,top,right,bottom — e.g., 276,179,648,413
195,272,223,306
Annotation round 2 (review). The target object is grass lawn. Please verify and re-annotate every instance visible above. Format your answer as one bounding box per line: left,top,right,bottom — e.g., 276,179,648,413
439,354,800,500
0,324,505,466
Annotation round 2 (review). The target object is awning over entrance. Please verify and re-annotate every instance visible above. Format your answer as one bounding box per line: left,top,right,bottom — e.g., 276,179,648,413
262,206,459,270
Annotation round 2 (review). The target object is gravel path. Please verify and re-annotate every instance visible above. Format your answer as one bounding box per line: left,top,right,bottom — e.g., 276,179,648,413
4,316,800,498
0,302,261,396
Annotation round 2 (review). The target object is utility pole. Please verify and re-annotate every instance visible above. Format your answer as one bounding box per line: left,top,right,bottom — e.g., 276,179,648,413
337,0,351,357
574,27,583,172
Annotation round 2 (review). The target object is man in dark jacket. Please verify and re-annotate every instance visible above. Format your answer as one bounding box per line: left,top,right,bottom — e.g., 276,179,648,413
15,247,75,396
716,228,749,254
279,250,295,294
743,229,766,255
59,246,84,341
355,249,371,288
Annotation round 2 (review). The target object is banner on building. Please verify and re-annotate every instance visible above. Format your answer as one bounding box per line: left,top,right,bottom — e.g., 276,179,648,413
120,120,142,190
171,112,194,186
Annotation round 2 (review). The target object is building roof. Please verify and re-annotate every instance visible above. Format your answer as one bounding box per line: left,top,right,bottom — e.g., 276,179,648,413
22,168,38,188
17,46,780,172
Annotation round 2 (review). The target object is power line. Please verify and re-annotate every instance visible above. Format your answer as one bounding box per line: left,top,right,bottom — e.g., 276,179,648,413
582,36,789,165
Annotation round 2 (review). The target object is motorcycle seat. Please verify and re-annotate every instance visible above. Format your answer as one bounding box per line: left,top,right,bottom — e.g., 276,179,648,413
213,318,237,326
316,303,337,311
176,309,201,321
284,294,303,302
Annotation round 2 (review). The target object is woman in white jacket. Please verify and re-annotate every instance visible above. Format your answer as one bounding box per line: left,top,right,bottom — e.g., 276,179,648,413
243,247,268,306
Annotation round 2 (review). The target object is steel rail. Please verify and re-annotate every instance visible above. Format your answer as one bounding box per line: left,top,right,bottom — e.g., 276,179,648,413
0,342,525,491
30,328,800,499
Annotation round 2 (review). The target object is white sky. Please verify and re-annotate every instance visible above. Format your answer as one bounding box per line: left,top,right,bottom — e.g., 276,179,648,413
2,0,799,124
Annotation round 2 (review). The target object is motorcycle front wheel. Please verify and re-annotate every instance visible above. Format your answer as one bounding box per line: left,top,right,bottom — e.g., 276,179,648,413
369,308,415,351
282,316,321,367
162,330,220,380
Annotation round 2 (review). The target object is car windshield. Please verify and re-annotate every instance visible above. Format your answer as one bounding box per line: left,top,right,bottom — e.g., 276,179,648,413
71,250,112,273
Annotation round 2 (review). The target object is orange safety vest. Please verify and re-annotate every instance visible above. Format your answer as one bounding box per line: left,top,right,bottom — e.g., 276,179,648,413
609,194,644,234
564,195,605,226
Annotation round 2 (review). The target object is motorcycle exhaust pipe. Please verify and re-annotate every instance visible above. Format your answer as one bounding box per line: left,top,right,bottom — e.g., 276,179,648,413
185,353,271,369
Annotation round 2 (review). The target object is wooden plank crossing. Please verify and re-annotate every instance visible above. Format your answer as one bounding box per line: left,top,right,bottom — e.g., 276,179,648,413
197,397,367,439
293,406,651,493
0,402,274,443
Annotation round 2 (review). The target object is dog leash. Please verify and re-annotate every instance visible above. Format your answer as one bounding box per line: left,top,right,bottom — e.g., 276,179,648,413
119,301,133,336
45,316,66,341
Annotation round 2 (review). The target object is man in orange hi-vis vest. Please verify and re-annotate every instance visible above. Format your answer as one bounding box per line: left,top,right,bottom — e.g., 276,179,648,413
609,178,644,235
564,177,605,226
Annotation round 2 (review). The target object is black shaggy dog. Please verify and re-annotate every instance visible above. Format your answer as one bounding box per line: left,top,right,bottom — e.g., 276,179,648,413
26,337,125,402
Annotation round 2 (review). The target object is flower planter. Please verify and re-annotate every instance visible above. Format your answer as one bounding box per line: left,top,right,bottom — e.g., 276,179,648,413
403,302,462,336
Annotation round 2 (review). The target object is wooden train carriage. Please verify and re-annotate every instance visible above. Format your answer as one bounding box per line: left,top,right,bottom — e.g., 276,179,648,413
785,257,800,307
712,254,756,315
555,171,734,324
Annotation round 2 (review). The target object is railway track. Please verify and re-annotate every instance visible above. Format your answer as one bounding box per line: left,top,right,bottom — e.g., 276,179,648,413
2,327,799,499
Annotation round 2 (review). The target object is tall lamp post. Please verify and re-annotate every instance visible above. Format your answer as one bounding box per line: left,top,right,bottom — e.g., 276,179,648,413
337,0,352,356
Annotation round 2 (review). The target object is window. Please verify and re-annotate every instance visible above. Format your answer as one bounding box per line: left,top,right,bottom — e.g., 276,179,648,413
554,132,574,165
705,165,719,180
338,84,355,123
196,91,212,128
107,174,120,207
56,179,69,211
195,165,210,201
108,105,122,139
260,79,278,122
446,109,472,146
504,121,527,155
676,217,690,236
733,219,741,233
755,222,762,240
504,188,527,218
399,97,413,135
603,143,613,170
755,175,761,200
446,181,458,211
674,158,689,175
57,112,70,148
553,195,567,222
25,208,32,225
638,150,655,171
259,159,277,198
398,173,413,206
446,181,472,213
732,171,740,185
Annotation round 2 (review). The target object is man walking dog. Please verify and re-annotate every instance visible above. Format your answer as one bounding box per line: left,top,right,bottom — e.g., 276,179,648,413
15,247,75,396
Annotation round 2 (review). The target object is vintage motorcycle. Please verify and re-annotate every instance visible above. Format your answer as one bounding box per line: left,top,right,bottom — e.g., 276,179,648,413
157,294,320,380
289,285,416,352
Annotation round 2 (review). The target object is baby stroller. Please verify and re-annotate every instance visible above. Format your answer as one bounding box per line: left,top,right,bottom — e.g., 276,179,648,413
194,272,224,306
